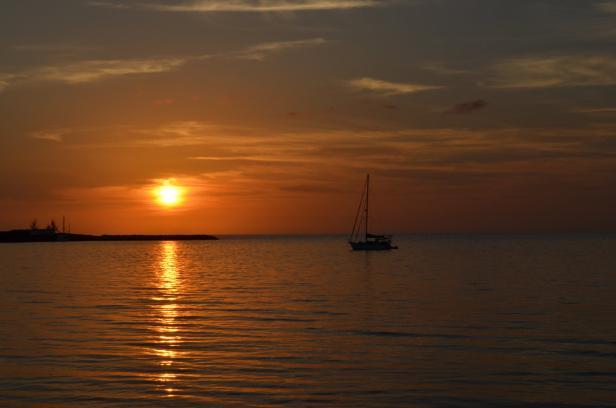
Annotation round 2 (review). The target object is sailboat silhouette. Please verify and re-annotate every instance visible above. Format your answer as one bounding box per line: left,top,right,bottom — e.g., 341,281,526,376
348,174,397,251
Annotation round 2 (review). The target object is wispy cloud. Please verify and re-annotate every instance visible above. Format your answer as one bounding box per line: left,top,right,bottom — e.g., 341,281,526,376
92,0,386,13
25,120,616,208
348,77,443,96
33,57,188,84
573,107,616,114
234,38,327,60
135,121,235,147
30,130,66,142
0,57,189,92
595,1,616,13
51,119,615,165
488,55,616,89
0,37,325,91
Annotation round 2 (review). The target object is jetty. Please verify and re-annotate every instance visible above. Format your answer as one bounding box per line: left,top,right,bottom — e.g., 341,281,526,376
0,229,217,243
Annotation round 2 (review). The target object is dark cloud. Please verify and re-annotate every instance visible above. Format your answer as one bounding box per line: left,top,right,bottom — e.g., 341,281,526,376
446,100,488,115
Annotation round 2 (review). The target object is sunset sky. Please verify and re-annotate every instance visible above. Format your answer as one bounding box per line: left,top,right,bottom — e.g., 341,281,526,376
2,0,616,234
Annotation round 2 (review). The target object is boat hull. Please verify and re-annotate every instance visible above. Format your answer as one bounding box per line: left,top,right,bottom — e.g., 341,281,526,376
349,241,398,251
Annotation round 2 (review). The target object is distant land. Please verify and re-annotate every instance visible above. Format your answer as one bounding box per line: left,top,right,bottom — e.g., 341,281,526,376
0,229,217,243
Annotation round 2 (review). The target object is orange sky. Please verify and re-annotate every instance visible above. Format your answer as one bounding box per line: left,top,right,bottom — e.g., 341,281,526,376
1,1,616,234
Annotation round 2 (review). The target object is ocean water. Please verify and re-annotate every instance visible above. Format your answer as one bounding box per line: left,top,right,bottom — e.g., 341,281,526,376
1,235,616,407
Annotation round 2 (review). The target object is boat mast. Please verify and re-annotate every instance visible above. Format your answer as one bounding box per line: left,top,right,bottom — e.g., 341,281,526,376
365,174,369,241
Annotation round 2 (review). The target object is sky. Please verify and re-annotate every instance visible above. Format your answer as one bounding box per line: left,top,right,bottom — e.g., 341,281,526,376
1,0,616,235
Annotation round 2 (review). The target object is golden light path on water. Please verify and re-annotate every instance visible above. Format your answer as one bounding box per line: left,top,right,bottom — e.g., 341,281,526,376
153,241,181,397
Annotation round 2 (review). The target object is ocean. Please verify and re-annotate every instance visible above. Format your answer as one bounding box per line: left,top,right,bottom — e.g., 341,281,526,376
1,235,615,407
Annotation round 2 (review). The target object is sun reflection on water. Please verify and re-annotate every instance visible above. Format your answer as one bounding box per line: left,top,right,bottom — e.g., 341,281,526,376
152,241,182,397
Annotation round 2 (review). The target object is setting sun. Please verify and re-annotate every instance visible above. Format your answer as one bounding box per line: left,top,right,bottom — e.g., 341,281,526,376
155,184,183,208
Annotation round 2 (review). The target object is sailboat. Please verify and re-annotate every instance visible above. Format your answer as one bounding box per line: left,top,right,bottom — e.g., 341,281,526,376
349,174,397,251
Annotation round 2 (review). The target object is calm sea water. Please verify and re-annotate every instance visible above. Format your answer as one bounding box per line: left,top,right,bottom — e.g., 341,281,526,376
1,235,616,407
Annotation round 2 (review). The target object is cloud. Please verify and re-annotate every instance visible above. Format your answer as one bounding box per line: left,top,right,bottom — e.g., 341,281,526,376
132,121,234,147
0,57,189,92
35,57,188,84
30,130,65,142
23,121,616,204
32,120,616,168
489,55,616,89
446,99,487,115
595,1,616,13
348,77,443,96
0,37,324,91
234,38,327,60
573,107,616,114
0,77,11,92
93,0,386,13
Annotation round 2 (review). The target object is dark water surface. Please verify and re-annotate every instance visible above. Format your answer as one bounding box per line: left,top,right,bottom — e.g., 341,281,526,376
1,235,616,407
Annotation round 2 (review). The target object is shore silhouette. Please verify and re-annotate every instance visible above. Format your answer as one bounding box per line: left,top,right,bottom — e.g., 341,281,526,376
0,228,217,243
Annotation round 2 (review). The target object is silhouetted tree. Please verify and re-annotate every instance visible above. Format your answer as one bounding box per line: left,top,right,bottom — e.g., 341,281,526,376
30,219,38,230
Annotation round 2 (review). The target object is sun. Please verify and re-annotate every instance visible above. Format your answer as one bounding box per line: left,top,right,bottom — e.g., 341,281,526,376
159,186,180,205
155,183,184,208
